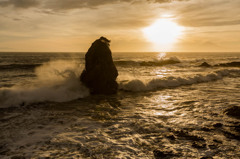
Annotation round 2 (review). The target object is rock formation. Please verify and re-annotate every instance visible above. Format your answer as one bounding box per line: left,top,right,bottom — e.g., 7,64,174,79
199,61,240,67
224,106,240,119
80,37,118,94
215,61,240,67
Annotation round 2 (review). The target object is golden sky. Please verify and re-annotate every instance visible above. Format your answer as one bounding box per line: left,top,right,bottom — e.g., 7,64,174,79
0,0,240,52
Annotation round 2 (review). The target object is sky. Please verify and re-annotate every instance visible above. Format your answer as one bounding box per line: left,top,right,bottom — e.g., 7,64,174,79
0,0,240,52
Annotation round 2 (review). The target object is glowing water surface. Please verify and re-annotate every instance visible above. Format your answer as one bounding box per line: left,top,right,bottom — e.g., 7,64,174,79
0,52,239,158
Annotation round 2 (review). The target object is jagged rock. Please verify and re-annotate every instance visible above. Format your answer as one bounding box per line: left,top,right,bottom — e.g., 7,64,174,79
153,149,182,159
153,149,174,159
216,61,240,67
199,62,211,67
80,37,118,94
224,106,240,119
199,61,240,67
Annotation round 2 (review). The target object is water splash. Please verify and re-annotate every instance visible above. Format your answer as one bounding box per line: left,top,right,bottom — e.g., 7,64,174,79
0,60,89,108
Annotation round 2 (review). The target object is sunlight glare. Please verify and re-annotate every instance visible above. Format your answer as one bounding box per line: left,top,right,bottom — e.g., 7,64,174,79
142,18,184,46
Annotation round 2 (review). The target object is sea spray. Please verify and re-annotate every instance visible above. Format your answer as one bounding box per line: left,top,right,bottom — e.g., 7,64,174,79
0,60,89,108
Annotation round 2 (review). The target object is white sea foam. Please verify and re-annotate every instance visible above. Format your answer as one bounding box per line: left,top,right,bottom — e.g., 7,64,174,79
0,60,89,108
119,69,240,92
1,58,239,108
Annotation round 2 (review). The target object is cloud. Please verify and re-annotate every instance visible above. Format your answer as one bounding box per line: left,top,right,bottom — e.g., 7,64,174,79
44,0,189,10
0,0,39,8
0,0,188,10
154,0,188,3
176,0,240,27
43,0,115,10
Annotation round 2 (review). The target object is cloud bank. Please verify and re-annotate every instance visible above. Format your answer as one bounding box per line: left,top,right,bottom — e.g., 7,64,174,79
0,0,39,8
176,0,240,27
0,0,187,10
0,0,240,52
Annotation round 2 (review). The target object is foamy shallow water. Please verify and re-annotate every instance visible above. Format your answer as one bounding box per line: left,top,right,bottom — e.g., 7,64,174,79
1,79,240,158
0,52,240,158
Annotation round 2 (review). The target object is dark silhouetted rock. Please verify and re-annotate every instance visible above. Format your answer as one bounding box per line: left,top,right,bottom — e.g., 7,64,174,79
199,62,211,67
213,123,223,128
153,149,182,159
80,37,118,94
216,61,240,67
199,61,240,67
224,106,240,119
200,157,213,159
153,149,174,159
166,134,176,140
153,150,168,158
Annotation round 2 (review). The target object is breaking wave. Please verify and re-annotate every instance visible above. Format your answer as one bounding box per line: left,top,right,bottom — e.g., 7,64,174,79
1,58,240,108
0,60,89,108
114,57,180,67
119,69,240,92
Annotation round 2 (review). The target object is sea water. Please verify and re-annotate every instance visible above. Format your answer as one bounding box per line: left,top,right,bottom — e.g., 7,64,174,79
0,52,239,158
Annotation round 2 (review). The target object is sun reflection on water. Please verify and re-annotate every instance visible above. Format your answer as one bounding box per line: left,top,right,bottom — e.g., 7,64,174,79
154,68,170,78
157,52,166,60
155,110,176,116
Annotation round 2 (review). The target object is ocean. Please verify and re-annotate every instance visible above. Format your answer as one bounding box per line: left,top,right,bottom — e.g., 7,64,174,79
0,52,240,158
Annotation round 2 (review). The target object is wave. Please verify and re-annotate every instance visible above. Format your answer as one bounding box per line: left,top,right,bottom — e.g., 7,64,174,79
0,63,41,70
199,61,240,67
1,59,239,108
114,57,180,67
0,60,89,108
119,69,240,92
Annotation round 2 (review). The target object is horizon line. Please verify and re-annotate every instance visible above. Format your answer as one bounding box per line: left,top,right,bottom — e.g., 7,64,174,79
0,51,240,53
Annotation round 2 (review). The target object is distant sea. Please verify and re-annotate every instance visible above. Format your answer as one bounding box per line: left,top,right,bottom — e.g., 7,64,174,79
0,52,240,158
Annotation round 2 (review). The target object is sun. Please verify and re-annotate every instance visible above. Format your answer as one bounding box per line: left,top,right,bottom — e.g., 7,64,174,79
142,18,184,46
